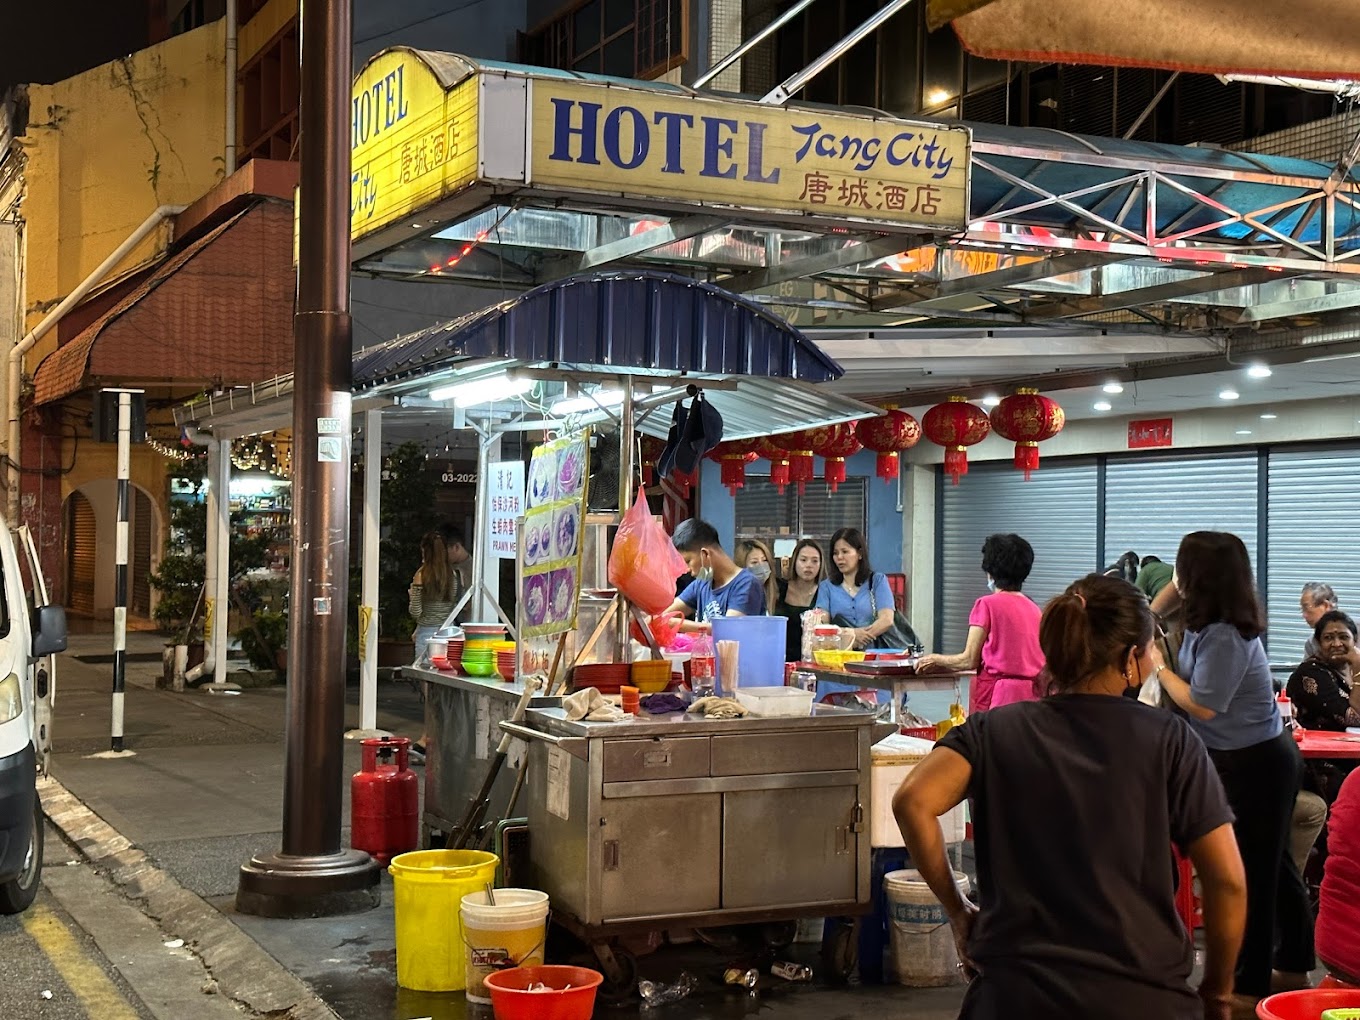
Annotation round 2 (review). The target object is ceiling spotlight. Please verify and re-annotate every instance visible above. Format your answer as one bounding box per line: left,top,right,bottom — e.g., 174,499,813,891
1259,412,1278,420
981,394,1001,407
1093,400,1113,412
1101,382,1124,394
1246,363,1273,379
1219,389,1240,400
1235,429,1253,436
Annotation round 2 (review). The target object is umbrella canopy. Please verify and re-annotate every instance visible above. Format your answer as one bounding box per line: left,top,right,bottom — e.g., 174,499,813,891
931,0,1360,80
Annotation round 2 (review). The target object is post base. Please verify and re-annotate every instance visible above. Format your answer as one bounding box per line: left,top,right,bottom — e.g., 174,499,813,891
236,848,381,918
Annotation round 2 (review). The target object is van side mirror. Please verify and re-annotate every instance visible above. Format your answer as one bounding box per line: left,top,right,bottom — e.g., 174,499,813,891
32,605,67,657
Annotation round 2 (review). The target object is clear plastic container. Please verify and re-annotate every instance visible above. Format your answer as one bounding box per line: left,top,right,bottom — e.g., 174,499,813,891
810,624,842,658
735,686,816,717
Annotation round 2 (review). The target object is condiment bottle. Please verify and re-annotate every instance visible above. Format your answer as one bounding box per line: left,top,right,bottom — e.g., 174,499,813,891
690,634,716,697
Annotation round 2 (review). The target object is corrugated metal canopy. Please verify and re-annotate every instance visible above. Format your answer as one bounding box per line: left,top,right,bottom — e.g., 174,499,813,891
352,269,845,391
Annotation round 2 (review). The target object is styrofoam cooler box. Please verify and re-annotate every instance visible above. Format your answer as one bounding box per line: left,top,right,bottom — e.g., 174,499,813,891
871,733,967,848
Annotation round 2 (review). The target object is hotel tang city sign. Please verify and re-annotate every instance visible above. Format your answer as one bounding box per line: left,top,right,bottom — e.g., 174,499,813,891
348,48,972,251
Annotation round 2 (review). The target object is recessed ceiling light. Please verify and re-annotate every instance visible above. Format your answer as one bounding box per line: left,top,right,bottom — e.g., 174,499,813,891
1259,412,1277,420
1246,363,1273,379
1219,388,1240,400
1101,382,1124,394
1235,429,1253,435
981,395,1001,407
1093,400,1113,412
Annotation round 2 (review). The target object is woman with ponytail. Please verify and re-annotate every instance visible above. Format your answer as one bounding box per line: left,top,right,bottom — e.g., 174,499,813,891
894,574,1246,1020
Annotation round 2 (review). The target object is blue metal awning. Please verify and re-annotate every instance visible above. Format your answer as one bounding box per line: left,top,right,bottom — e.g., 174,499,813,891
352,269,844,391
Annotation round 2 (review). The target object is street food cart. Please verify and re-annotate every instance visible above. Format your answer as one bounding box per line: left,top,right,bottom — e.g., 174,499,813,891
504,703,895,993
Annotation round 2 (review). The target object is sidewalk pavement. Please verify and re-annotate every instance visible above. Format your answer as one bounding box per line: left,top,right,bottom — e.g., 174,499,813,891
44,629,968,1020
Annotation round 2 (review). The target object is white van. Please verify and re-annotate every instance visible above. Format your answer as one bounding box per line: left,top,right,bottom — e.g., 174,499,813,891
0,525,66,913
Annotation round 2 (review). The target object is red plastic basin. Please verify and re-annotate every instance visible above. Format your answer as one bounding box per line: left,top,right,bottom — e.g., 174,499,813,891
1256,988,1360,1019
484,964,603,1020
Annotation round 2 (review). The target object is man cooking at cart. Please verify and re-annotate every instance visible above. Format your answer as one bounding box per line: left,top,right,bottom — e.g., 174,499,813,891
665,519,767,632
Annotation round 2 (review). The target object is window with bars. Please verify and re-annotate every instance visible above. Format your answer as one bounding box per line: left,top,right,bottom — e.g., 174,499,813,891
734,476,867,575
520,0,687,80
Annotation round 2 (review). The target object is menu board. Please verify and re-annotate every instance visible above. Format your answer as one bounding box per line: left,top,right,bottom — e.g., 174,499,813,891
520,430,590,637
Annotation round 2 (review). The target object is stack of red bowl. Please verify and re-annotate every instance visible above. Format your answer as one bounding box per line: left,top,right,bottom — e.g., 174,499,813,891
572,662,631,695
445,636,464,673
494,642,518,680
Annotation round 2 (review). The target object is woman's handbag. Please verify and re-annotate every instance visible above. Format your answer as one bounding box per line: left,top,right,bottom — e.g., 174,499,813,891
868,575,923,651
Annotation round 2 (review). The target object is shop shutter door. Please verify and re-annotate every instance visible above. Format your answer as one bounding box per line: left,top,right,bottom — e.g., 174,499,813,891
67,493,96,616
937,459,1098,649
735,476,866,550
1103,453,1259,574
132,489,152,618
1266,446,1360,660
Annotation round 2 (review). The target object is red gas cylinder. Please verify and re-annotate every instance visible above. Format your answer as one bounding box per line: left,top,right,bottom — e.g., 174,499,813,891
351,737,419,866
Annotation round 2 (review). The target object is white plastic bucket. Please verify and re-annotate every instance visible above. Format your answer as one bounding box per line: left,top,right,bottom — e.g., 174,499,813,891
459,889,550,1004
885,869,971,987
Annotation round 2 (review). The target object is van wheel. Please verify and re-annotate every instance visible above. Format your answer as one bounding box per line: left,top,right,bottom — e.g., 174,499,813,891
0,797,42,915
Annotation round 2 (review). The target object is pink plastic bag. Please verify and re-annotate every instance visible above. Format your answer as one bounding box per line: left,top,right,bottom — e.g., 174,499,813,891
608,488,690,615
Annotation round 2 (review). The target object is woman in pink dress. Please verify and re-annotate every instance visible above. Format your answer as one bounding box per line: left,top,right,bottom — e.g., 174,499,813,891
919,533,1045,714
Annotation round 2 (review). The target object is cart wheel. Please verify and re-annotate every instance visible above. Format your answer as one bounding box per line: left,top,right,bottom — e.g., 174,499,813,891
761,920,798,950
821,918,859,985
590,945,639,1003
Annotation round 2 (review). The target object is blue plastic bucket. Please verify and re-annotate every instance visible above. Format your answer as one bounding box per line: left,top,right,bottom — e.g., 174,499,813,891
711,616,788,694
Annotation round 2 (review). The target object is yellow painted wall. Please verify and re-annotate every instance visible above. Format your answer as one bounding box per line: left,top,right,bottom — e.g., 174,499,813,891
18,22,228,598
20,20,227,348
238,0,298,67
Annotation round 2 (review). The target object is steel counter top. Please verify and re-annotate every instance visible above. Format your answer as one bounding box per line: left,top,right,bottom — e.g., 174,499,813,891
404,665,533,699
522,703,881,740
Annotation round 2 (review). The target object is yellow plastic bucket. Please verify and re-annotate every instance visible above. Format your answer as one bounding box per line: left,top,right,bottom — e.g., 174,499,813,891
460,889,550,1003
389,849,499,991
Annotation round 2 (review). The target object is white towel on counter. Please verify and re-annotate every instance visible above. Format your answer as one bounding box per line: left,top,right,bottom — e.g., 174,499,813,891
562,687,628,722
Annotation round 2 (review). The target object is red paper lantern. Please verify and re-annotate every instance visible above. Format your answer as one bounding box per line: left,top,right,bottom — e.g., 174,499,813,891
639,434,667,486
923,396,992,485
808,422,862,493
755,438,791,495
856,409,922,483
705,439,761,495
771,429,817,495
989,388,1065,481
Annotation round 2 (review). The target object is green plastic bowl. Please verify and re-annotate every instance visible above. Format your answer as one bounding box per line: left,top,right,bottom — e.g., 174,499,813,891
461,656,497,677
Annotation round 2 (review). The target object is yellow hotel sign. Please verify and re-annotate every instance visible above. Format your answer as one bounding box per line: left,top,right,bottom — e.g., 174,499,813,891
349,50,971,245
350,51,478,242
528,82,970,231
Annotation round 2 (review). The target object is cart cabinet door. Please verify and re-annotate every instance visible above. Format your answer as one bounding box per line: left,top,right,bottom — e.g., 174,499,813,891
600,794,721,921
721,787,859,909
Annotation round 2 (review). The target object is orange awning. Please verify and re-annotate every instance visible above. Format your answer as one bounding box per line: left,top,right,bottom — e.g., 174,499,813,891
33,199,295,405
933,0,1360,79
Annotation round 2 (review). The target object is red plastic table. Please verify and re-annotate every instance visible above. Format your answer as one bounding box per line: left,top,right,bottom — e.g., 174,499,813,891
1298,731,1360,759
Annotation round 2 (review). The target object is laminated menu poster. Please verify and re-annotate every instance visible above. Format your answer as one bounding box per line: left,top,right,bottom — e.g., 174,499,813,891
520,430,590,637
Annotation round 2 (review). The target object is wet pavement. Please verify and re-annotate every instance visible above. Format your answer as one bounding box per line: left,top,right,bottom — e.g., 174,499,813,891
37,630,969,1019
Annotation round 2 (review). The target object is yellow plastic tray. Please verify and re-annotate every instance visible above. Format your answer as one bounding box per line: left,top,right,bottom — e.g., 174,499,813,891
812,649,867,670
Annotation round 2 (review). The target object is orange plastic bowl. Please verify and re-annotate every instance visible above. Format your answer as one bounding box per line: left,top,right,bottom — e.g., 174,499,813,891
483,965,603,1020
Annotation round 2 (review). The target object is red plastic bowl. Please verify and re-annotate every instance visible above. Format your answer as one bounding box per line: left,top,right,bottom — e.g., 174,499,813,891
1256,988,1360,1019
483,965,603,1020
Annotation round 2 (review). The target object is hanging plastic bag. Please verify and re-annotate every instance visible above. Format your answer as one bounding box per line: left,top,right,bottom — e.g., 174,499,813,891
935,701,968,739
609,487,689,615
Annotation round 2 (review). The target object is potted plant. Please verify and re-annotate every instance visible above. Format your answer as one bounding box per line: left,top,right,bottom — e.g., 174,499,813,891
375,441,441,666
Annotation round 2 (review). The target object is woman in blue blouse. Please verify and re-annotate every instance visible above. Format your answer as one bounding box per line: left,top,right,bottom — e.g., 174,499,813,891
815,528,896,648
1152,531,1311,1008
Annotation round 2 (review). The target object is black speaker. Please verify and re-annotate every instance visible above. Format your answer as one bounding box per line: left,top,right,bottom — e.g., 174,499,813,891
93,391,147,444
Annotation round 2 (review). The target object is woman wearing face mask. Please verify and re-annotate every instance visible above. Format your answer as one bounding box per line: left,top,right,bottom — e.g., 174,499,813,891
736,538,779,615
776,539,824,662
894,574,1246,1020
918,533,1044,715
1152,532,1312,1006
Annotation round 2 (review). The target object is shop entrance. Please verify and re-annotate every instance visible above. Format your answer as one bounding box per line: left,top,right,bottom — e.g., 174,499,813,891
62,482,161,622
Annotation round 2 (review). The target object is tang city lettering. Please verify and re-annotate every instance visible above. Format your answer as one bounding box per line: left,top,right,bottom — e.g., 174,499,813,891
547,99,957,182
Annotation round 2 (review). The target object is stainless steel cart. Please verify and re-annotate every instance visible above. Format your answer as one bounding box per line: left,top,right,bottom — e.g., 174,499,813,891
504,704,894,994
408,666,532,846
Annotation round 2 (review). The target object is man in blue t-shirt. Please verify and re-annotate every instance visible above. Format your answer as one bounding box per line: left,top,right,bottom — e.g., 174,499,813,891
666,519,767,630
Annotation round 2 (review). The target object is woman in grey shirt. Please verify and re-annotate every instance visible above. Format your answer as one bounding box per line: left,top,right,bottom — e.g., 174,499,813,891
1153,531,1311,1007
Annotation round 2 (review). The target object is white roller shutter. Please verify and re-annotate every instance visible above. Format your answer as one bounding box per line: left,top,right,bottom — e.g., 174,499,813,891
1104,453,1260,573
937,459,1098,649
1267,445,1360,660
